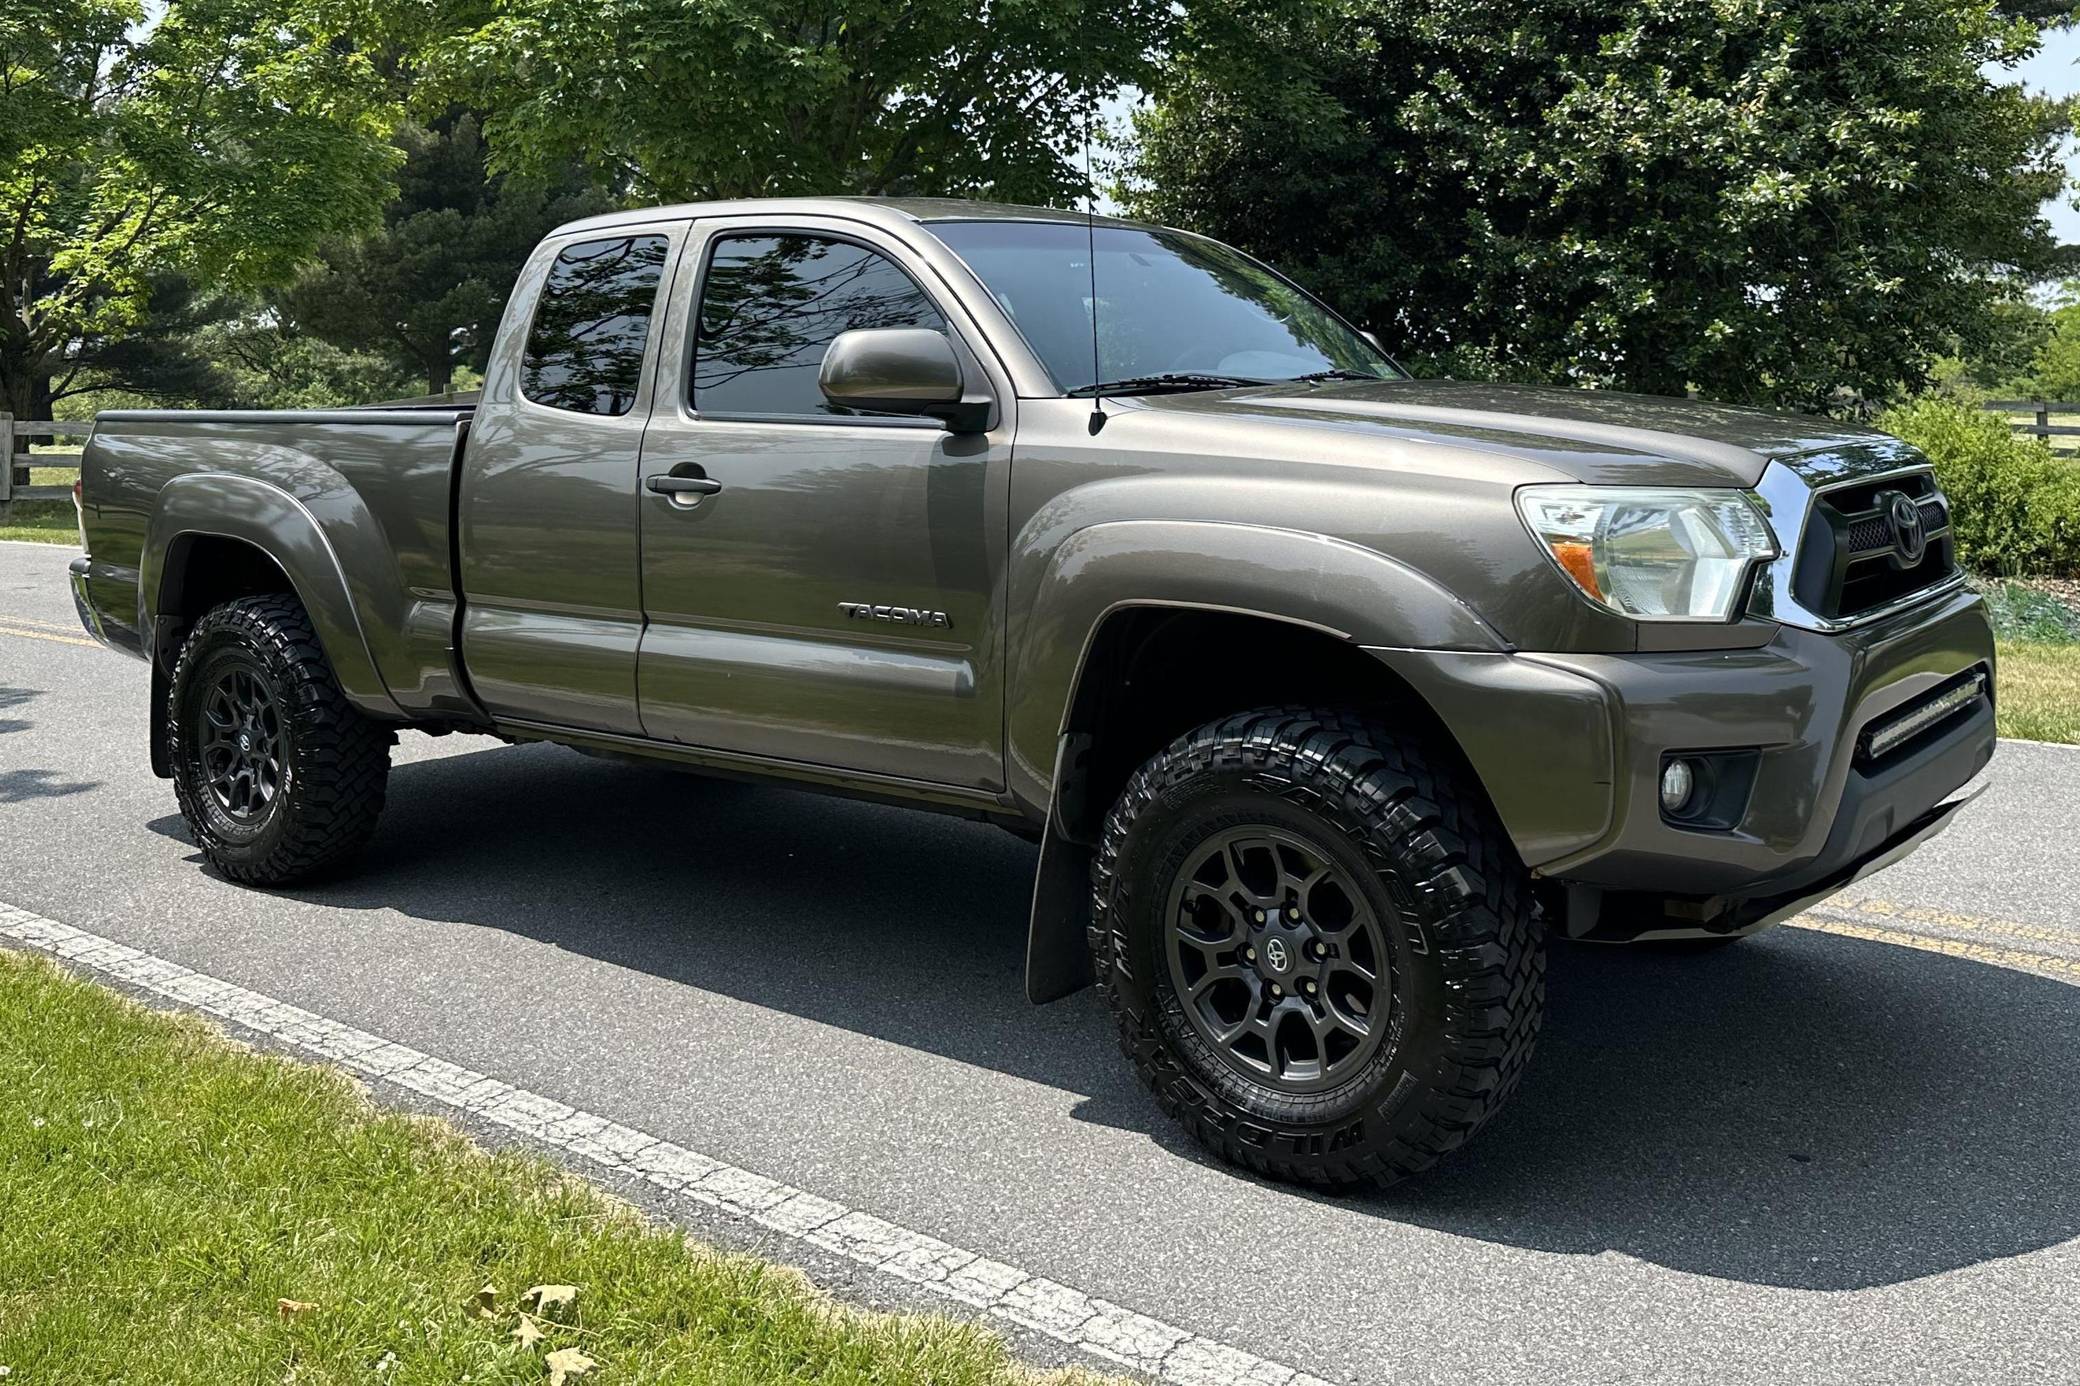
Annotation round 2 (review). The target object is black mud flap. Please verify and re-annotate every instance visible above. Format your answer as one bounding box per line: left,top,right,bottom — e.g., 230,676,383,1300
1025,818,1095,1004
149,658,172,778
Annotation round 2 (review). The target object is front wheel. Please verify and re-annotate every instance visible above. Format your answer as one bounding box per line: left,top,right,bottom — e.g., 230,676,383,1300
1090,708,1544,1188
167,595,391,885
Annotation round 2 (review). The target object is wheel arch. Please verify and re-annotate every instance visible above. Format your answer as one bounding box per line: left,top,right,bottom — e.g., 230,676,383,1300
1023,601,1510,1004
141,475,401,722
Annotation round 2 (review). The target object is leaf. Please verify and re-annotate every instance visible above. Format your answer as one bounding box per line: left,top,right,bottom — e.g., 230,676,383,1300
523,1284,578,1314
545,1347,595,1385
276,1298,320,1320
511,1312,546,1349
472,1282,500,1319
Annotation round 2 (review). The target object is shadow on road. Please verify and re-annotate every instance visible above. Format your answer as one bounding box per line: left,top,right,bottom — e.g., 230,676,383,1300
0,685,97,798
0,685,41,739
149,740,2080,1293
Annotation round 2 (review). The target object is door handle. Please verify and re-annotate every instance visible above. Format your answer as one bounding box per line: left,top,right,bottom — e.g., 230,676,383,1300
647,474,723,497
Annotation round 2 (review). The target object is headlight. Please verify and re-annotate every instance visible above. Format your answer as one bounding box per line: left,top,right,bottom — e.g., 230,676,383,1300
1516,486,1777,622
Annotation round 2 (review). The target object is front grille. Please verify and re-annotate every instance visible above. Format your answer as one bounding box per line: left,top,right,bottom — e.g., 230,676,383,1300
1789,470,1957,622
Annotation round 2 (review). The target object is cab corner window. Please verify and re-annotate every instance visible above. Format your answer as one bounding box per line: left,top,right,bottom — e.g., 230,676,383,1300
522,234,669,416
693,234,947,418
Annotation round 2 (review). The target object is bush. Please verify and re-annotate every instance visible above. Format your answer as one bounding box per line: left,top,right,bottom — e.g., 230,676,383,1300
1876,397,2080,577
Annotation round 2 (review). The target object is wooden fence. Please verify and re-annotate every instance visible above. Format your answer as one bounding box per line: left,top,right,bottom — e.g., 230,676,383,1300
0,414,89,521
1984,400,2080,455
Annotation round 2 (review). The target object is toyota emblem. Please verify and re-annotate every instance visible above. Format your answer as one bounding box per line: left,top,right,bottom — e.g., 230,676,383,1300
1882,491,1927,566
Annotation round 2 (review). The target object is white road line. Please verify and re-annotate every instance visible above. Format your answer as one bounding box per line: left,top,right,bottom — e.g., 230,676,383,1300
0,901,1328,1386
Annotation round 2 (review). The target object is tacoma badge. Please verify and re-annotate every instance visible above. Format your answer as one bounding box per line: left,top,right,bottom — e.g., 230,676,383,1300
839,602,952,628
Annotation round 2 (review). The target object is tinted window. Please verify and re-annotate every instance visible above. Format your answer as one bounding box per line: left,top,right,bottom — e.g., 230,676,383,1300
522,235,669,415
926,220,1398,393
694,234,947,417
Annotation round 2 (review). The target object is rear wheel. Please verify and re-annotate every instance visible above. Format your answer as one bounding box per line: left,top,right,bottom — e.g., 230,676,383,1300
168,595,391,884
1090,708,1544,1187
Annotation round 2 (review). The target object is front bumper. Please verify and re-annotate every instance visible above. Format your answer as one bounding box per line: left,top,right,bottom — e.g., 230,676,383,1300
1369,583,1996,932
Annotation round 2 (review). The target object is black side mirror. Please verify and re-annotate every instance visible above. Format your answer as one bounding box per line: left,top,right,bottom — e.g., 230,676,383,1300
819,328,993,432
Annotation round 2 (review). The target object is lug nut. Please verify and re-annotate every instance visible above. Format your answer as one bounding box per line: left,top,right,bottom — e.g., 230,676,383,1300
1268,983,1283,998
1241,945,1256,962
1286,906,1301,921
1300,977,1318,996
1253,909,1266,925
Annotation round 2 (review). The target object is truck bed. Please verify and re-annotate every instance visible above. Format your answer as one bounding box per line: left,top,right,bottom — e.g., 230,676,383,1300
78,407,477,720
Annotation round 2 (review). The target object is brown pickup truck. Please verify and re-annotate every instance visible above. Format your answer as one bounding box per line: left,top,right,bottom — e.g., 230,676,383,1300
70,197,1994,1186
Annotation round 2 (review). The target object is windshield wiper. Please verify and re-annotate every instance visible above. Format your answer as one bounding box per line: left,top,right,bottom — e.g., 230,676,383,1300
1067,373,1273,397
1290,368,1384,384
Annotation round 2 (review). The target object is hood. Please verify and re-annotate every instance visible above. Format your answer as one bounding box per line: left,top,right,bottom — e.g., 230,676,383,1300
1134,378,1897,488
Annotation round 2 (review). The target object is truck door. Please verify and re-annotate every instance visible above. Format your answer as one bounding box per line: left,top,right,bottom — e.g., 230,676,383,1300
633,216,1012,792
458,220,686,734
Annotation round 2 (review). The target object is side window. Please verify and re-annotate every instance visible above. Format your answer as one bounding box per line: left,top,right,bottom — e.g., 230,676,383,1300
694,234,948,418
522,234,669,416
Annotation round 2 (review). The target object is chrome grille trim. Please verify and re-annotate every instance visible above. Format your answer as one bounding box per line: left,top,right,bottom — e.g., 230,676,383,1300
1747,457,1965,632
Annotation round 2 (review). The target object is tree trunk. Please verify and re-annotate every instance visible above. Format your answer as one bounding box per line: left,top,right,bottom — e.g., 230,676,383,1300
0,350,36,480
427,355,453,398
0,348,35,447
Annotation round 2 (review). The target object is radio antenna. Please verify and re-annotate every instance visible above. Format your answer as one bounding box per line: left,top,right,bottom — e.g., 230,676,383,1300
1084,96,1104,432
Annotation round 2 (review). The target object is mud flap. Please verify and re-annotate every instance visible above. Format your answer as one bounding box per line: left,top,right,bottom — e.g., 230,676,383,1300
1025,818,1095,1003
149,658,171,779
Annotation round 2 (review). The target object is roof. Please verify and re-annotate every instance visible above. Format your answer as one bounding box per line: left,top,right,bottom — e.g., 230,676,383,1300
550,195,1148,239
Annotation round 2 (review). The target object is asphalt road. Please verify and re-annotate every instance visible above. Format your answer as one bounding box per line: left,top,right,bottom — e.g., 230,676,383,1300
5,538,2078,1385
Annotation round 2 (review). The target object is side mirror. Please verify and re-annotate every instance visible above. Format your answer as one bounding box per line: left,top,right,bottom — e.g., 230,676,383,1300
819,328,993,432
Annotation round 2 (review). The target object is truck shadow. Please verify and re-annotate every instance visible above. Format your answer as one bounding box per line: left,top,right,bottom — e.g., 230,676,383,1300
149,739,2080,1293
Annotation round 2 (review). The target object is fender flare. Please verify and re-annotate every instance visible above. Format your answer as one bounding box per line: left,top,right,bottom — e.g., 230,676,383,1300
140,473,403,720
1006,519,1505,816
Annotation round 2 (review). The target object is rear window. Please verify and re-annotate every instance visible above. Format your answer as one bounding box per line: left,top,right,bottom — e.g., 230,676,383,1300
522,235,670,416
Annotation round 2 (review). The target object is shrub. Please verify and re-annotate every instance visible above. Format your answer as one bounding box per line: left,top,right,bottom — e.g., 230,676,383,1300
1876,397,2080,577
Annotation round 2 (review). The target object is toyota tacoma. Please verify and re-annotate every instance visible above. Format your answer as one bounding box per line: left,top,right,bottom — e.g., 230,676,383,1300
68,198,1996,1186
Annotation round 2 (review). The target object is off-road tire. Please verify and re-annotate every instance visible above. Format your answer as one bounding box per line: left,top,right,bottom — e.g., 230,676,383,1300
168,595,391,885
1090,707,1544,1187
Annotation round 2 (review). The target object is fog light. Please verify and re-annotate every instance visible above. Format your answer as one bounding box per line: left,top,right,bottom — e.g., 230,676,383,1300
1660,758,1696,813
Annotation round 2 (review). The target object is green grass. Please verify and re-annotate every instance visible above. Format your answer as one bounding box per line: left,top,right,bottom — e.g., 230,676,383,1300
1996,640,2080,744
1,466,80,544
0,950,1092,1385
1977,579,2080,744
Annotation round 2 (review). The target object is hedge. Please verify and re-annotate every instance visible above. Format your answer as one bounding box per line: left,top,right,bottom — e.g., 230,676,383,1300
1876,397,2080,577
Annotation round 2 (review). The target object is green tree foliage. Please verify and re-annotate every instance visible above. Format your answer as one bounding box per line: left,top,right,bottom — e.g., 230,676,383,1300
2021,283,2080,403
424,0,1171,204
1129,0,2075,411
0,0,399,428
283,114,612,396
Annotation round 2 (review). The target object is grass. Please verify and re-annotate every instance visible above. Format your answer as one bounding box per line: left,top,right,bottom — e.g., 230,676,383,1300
1977,578,2080,744
0,466,79,544
1995,640,2080,744
0,949,1089,1386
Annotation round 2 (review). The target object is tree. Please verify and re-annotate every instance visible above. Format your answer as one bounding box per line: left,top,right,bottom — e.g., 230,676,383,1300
424,0,1171,205
2023,284,2080,402
282,114,612,397
0,0,399,432
1128,0,2075,412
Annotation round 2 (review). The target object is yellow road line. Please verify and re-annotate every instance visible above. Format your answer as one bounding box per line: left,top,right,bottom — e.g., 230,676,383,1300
1789,915,2080,980
1817,897,2080,950
0,612,85,632
0,622,96,649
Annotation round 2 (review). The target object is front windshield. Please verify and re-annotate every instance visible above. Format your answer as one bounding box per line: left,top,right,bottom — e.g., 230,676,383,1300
925,219,1402,394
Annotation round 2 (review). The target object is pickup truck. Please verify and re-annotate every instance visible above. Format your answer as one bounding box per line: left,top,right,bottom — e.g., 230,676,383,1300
69,196,1996,1187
